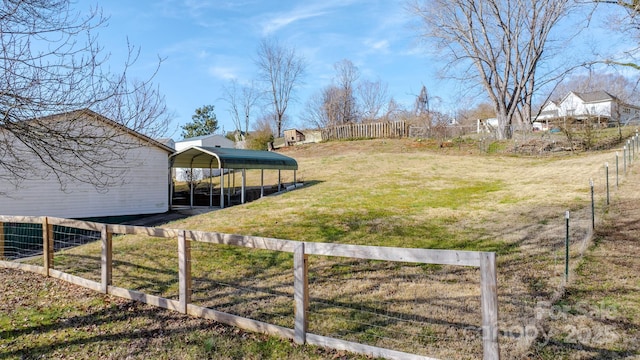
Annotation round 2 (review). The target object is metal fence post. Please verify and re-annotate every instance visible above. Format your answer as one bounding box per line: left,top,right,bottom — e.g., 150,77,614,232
605,162,610,206
616,152,619,188
590,179,595,230
565,211,570,283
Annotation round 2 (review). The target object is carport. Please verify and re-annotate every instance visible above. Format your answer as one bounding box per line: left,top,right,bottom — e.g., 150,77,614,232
169,146,299,209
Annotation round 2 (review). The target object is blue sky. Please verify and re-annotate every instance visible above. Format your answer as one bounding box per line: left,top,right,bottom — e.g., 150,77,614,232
94,1,629,140
96,0,450,139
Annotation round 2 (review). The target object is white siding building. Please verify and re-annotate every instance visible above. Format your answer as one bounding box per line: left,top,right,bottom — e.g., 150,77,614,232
0,110,174,218
173,134,235,181
536,91,640,125
174,134,234,152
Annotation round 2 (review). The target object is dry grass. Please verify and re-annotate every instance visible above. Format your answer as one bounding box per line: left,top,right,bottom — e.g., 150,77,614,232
530,167,640,359
166,139,622,358
3,136,638,359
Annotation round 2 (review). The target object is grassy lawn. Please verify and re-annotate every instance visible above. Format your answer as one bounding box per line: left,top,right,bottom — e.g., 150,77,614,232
531,166,640,359
2,133,638,359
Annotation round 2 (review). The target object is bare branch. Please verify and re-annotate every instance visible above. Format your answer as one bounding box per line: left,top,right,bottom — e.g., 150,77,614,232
255,38,306,137
408,0,578,139
0,1,170,191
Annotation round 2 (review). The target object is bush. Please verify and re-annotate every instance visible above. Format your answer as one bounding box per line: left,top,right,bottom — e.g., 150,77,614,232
246,131,274,150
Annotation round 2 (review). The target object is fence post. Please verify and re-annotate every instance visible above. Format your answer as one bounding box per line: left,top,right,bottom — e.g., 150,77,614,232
605,162,610,206
480,252,500,360
101,225,113,294
178,230,191,314
624,146,627,174
42,217,53,276
294,242,309,345
590,179,595,230
616,152,619,188
565,211,570,283
0,222,4,260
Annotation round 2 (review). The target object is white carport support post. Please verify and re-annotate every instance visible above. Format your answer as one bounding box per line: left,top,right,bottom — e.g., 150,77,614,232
209,161,213,208
220,168,225,209
168,162,174,210
241,169,246,204
189,166,194,209
260,169,264,198
227,170,232,205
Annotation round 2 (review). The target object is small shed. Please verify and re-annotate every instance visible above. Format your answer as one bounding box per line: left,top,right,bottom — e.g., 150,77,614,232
284,129,305,143
0,109,174,218
169,146,299,209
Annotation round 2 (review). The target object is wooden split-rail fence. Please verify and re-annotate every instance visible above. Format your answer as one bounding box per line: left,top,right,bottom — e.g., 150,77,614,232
0,215,500,360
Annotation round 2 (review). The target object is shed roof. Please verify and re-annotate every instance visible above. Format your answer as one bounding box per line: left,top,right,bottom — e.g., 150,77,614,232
170,146,298,170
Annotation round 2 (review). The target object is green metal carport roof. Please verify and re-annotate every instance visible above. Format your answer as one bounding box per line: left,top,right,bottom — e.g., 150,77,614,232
170,146,298,170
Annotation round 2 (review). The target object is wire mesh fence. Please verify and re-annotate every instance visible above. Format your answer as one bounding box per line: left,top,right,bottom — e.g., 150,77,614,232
1,222,43,262
110,233,180,300
190,242,295,329
51,225,102,282
306,257,484,359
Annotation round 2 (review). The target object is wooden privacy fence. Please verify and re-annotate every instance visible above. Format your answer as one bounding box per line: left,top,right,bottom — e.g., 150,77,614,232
0,215,500,360
321,121,409,141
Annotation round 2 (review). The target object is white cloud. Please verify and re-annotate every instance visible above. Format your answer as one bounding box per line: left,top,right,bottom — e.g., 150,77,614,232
261,9,328,35
259,0,361,36
365,39,390,53
208,66,238,80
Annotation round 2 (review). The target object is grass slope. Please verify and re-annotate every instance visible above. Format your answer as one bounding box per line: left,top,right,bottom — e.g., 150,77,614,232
1,137,637,359
531,167,640,359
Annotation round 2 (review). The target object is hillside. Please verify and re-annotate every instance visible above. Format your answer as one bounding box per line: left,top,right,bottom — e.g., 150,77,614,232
1,137,638,359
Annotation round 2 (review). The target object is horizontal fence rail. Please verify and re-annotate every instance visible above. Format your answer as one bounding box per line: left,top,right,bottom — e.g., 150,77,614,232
0,215,500,360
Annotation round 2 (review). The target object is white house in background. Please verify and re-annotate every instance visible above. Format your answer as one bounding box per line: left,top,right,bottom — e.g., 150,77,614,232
535,90,640,126
173,134,235,181
477,118,499,133
0,109,175,218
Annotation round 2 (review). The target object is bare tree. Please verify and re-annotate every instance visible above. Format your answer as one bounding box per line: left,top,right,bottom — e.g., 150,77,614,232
302,90,332,129
409,0,577,139
333,59,360,124
0,1,170,190
221,79,261,140
323,85,350,126
358,79,389,122
255,38,306,137
382,98,408,122
303,60,367,128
